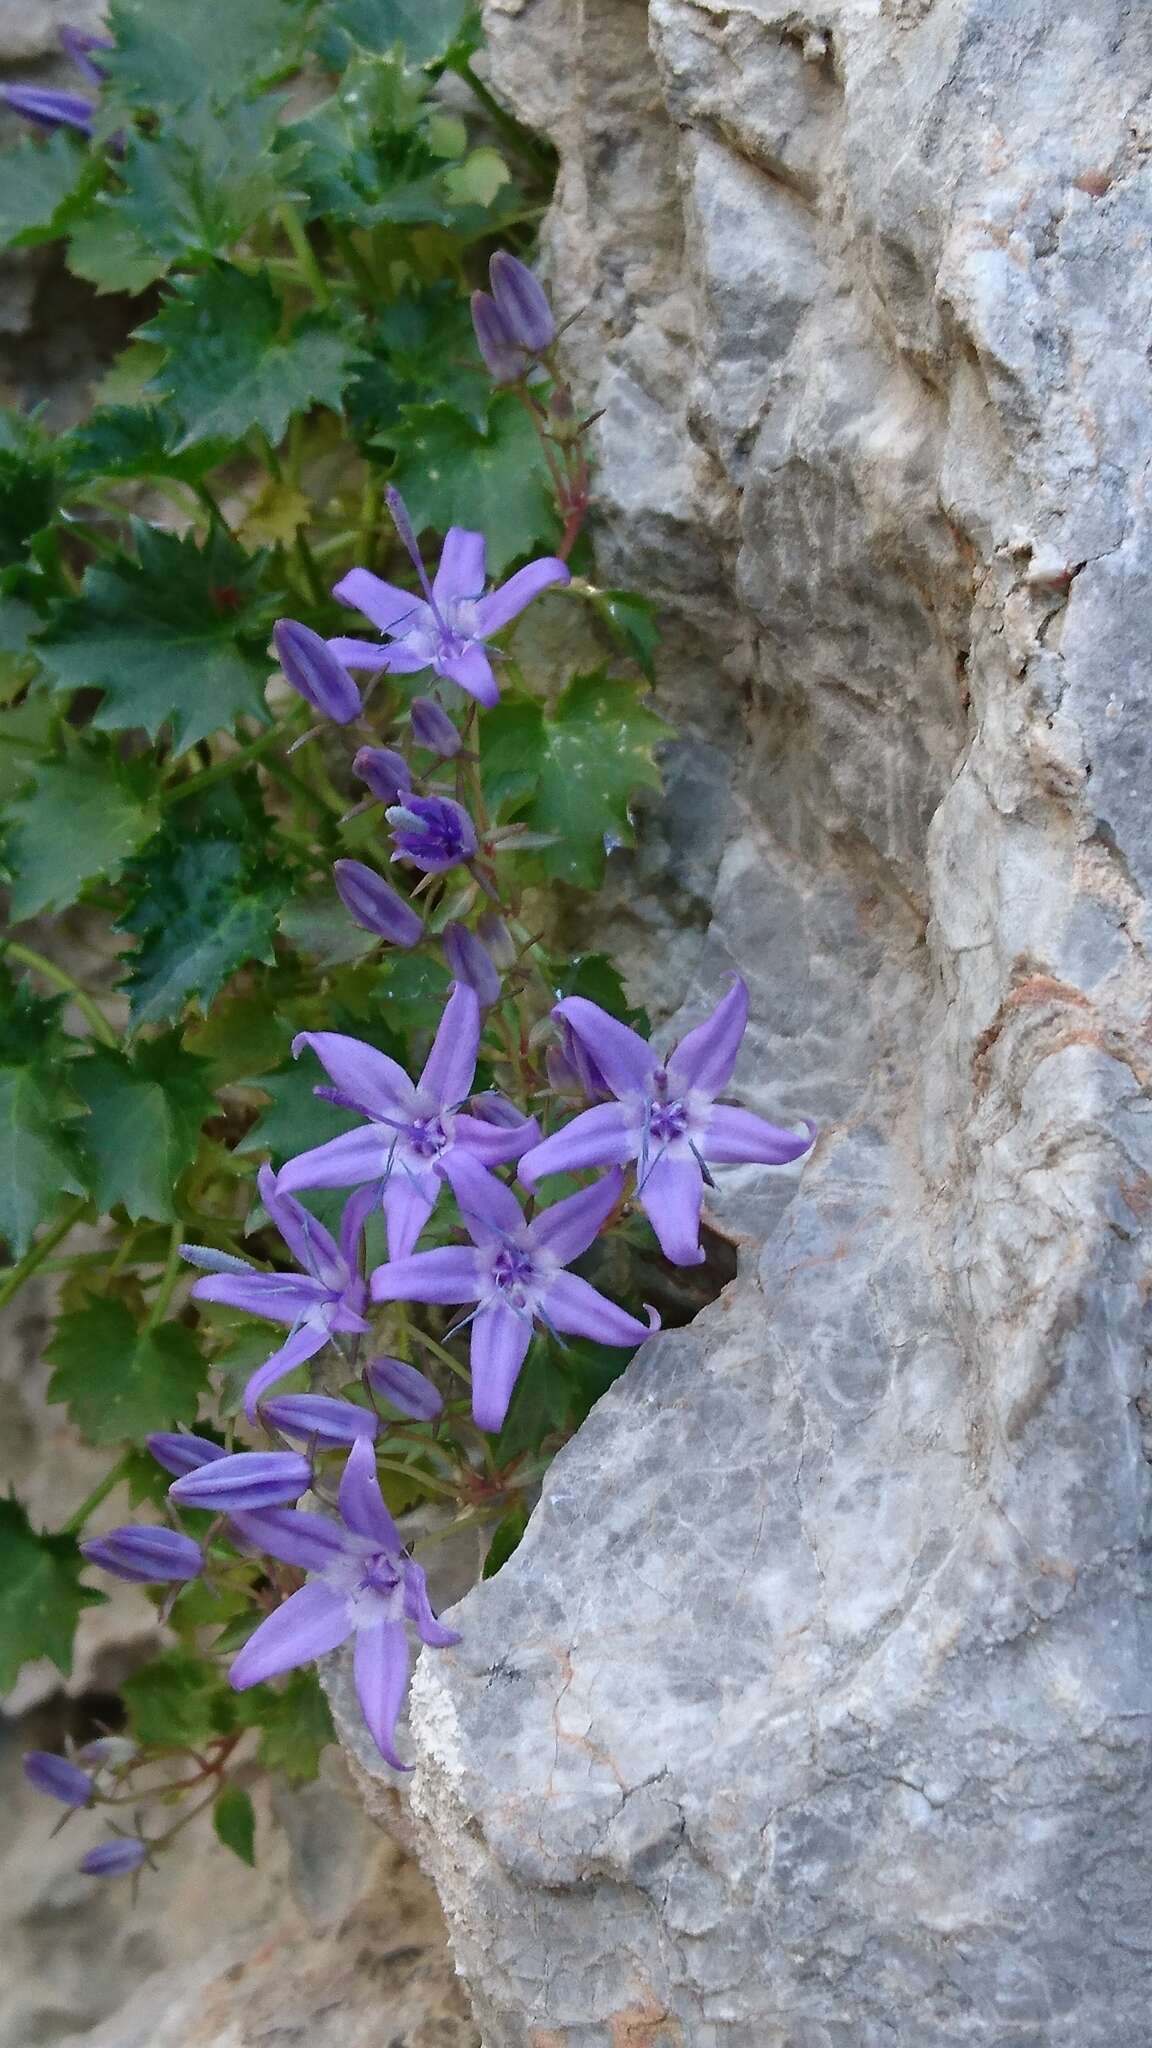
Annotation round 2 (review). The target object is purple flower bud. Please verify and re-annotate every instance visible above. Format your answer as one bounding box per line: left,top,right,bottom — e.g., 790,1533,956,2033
489,252,556,354
443,922,500,1008
262,1393,379,1448
477,913,516,968
353,746,412,805
470,290,529,384
23,1751,93,1807
467,1091,531,1130
76,1736,138,1769
80,1526,204,1585
0,84,95,134
387,795,477,875
334,858,423,945
410,696,462,758
81,1838,148,1879
168,1451,312,1512
366,1355,444,1421
273,619,361,724
146,1431,227,1478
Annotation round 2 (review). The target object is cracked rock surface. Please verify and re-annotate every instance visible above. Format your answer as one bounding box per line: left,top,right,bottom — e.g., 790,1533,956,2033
395,1,1152,2039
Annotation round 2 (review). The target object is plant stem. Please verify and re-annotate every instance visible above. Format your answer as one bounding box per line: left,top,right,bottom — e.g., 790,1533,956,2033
0,1196,90,1313
278,203,330,308
160,725,287,806
144,1222,184,1334
62,1450,133,1536
0,941,117,1047
373,1455,460,1502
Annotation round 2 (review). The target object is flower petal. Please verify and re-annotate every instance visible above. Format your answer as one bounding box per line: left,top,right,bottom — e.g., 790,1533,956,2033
258,1163,344,1286
552,997,655,1101
354,1619,410,1769
332,567,422,634
666,978,748,1096
441,1152,526,1247
370,1245,481,1306
418,980,480,1110
528,1168,626,1265
291,1030,415,1121
474,557,570,635
338,1435,401,1549
243,1324,330,1422
228,1507,349,1571
325,636,405,671
339,1182,380,1272
191,1272,329,1325
469,1305,532,1432
637,1153,706,1266
383,1168,439,1261
433,527,486,605
403,1559,461,1647
262,1393,379,1448
438,643,499,705
230,1583,350,1690
702,1106,817,1167
277,1128,393,1197
454,1108,541,1167
542,1272,657,1346
517,1101,634,1188
169,1450,313,1512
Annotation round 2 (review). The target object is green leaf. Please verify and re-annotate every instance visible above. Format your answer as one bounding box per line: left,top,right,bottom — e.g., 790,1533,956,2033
319,0,477,66
482,674,671,886
5,745,161,920
345,284,488,440
550,953,649,1032
0,1496,105,1692
0,1067,85,1257
64,404,229,487
122,1649,227,1745
141,268,362,450
237,1060,359,1165
104,0,312,110
112,101,303,265
74,1035,213,1220
213,1785,256,1866
483,1500,529,1578
0,131,93,249
39,521,271,754
118,843,290,1028
595,590,660,681
385,395,554,575
493,1336,574,1462
47,1297,207,1443
67,205,167,293
240,1668,334,1782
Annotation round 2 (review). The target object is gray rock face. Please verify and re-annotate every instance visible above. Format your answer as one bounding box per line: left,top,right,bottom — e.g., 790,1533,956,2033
404,1,1152,2038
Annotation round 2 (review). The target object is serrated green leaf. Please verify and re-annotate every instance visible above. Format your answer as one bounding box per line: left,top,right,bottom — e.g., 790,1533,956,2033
39,522,271,753
289,55,453,231
67,205,167,293
63,404,229,486
0,1067,86,1256
481,674,670,887
118,837,290,1027
74,1035,213,1220
5,746,161,919
320,0,476,65
122,1649,227,1745
0,1497,105,1692
112,101,303,265
213,1785,256,1865
141,268,362,450
385,394,555,574
483,1500,529,1578
241,1668,334,1782
0,130,93,249
47,1297,207,1442
595,590,660,681
345,284,488,440
104,0,312,110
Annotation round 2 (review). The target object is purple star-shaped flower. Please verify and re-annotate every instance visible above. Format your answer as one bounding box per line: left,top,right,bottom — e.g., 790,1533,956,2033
326,487,570,708
184,1166,372,1421
276,982,539,1262
518,979,815,1267
370,1154,657,1433
228,1436,460,1769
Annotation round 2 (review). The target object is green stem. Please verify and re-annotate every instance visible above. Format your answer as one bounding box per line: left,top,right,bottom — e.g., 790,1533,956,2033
160,725,287,806
0,942,117,1047
449,57,556,174
144,1222,184,1334
414,1329,472,1385
62,1450,133,1536
277,203,331,308
373,1455,460,1502
0,1197,90,1313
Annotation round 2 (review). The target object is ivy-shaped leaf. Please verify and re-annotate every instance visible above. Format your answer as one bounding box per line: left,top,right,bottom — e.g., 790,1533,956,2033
73,1034,214,1220
47,1297,207,1443
4,744,161,920
38,521,272,754
317,0,478,68
121,1648,230,1745
63,404,229,487
112,102,303,267
237,1668,335,1782
481,674,672,887
141,268,363,450
385,395,555,576
66,205,168,294
0,1497,105,1692
103,0,312,111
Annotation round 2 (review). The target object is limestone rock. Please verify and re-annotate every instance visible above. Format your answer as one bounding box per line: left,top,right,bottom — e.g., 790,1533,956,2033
402,0,1152,2038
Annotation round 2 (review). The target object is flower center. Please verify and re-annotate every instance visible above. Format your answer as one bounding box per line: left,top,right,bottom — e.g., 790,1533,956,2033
359,1552,401,1600
490,1243,537,1309
646,1071,690,1146
405,1113,449,1161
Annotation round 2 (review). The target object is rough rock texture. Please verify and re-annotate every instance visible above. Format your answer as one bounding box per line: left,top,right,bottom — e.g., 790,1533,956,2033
403,1,1152,2039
